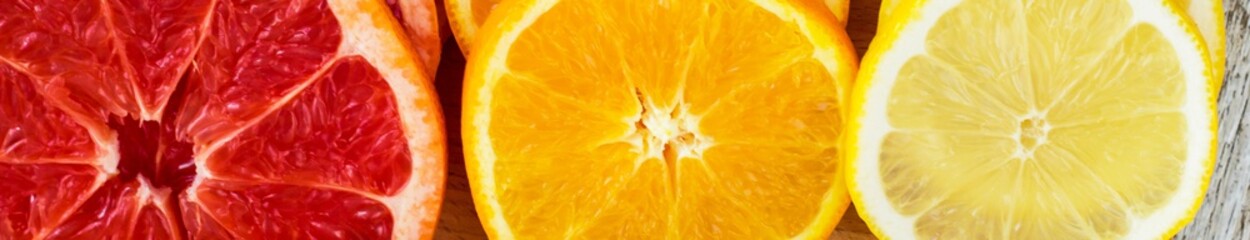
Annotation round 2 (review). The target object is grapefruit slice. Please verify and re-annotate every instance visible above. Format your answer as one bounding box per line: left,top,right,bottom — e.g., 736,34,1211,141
849,0,1215,239
463,0,857,238
446,0,852,55
0,0,446,239
386,0,445,75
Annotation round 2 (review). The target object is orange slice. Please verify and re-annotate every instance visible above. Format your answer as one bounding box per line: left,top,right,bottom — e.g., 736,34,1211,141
462,0,858,238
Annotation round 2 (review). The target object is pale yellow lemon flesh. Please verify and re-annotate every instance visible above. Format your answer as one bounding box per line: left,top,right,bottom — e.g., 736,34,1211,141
850,0,1215,239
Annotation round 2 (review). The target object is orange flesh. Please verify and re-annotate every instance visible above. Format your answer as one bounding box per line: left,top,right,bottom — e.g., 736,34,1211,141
466,0,855,238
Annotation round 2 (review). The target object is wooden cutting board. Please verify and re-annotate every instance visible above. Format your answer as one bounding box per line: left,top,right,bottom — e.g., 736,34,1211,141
429,0,1250,239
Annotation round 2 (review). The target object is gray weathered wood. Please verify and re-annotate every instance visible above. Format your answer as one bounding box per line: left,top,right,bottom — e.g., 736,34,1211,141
1175,0,1250,239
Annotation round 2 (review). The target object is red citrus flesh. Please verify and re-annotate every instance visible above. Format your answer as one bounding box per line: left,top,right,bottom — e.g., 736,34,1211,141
0,0,442,239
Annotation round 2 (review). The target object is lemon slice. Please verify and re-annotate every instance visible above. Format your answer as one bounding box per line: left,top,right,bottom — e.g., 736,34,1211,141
1174,0,1225,91
848,0,1216,239
462,0,858,238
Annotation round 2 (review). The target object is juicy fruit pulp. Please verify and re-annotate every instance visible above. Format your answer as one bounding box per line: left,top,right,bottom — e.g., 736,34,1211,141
0,0,444,239
850,0,1215,239
464,0,857,238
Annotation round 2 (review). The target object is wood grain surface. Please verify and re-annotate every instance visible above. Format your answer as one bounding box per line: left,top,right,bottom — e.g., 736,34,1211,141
428,0,1250,239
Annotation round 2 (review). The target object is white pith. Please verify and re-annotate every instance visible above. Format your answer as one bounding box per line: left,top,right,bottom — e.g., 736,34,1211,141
849,0,1214,239
1183,0,1224,83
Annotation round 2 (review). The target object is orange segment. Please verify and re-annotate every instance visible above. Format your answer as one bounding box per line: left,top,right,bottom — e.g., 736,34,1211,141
463,0,857,238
